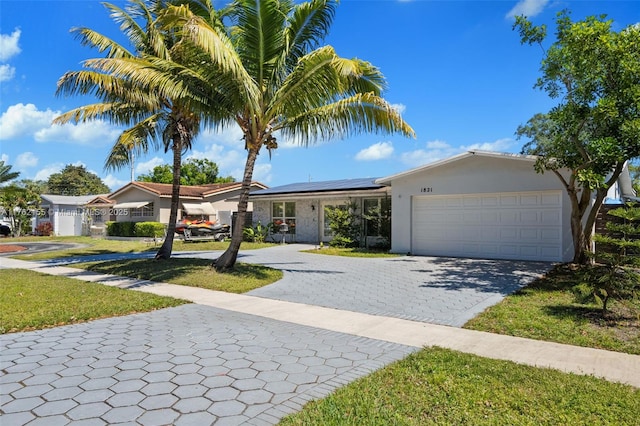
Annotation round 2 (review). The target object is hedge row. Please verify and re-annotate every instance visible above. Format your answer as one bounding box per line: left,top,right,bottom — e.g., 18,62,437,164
106,221,165,238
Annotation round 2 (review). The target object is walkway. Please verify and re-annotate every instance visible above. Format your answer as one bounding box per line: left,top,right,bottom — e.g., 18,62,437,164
1,246,639,425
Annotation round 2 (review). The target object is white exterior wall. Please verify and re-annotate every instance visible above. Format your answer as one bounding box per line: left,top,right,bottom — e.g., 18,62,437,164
388,155,575,262
52,204,85,236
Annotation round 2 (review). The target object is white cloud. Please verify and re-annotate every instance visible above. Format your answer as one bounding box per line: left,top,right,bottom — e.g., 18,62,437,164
135,156,164,175
466,138,514,152
355,141,394,161
400,138,515,168
506,0,549,19
15,152,38,168
0,29,21,62
199,124,245,148
251,163,273,184
34,163,63,181
0,64,15,82
0,103,58,140
0,103,121,145
1,154,8,164
103,174,128,192
35,120,121,145
391,103,406,115
188,144,246,180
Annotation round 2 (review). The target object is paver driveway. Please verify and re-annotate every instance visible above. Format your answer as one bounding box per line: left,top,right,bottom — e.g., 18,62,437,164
235,245,551,327
1,244,552,425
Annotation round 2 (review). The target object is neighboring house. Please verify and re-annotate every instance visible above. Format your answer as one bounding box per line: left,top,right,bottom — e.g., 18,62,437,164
250,178,391,244
86,181,268,233
36,194,107,236
375,150,635,262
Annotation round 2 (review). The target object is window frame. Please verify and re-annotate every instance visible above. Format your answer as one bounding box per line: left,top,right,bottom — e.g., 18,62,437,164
272,201,296,234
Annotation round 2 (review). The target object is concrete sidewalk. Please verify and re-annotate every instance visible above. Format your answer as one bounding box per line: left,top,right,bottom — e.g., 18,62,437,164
3,255,639,388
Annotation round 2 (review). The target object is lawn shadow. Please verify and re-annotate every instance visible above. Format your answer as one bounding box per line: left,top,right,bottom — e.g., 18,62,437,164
543,303,639,326
415,256,553,295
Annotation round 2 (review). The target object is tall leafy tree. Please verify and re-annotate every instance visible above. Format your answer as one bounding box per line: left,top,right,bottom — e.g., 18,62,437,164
0,184,40,236
54,0,210,259
137,164,175,184
138,158,234,184
166,0,415,271
514,11,640,264
46,165,110,195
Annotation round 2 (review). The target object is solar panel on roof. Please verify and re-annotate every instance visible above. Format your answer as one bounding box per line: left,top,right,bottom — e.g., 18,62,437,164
251,178,382,195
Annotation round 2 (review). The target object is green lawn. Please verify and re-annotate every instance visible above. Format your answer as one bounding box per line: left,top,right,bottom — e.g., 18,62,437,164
465,264,640,355
76,258,283,293
0,269,187,333
302,246,400,258
8,236,276,261
281,347,640,425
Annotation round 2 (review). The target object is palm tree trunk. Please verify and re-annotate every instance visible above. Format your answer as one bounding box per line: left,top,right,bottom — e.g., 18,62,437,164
214,146,259,271
155,142,182,260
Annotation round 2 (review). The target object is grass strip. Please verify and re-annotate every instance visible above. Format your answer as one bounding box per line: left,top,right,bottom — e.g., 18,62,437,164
10,236,276,261
302,247,400,258
281,347,640,426
0,269,187,334
76,258,283,294
464,265,640,355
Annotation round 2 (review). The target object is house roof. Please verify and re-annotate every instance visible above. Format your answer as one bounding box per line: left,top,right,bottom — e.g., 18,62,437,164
85,195,115,206
108,181,268,200
41,194,108,205
250,178,384,197
375,150,539,185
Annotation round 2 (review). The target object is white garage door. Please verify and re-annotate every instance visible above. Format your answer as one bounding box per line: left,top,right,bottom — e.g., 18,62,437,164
412,191,562,261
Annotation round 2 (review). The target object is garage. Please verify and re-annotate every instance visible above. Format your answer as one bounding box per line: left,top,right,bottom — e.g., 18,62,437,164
411,191,563,261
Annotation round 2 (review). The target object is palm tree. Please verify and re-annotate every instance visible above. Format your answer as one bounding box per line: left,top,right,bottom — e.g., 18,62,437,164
0,161,20,185
54,0,207,259
166,0,415,271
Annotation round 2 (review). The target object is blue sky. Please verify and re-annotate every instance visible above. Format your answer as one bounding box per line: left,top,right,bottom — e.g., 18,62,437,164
1,0,639,191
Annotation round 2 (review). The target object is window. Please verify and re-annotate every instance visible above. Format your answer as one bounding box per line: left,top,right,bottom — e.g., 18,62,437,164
131,202,154,218
363,197,391,238
272,201,296,234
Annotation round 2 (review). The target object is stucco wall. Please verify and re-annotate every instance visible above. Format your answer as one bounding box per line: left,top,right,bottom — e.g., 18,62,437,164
51,204,84,236
388,155,575,262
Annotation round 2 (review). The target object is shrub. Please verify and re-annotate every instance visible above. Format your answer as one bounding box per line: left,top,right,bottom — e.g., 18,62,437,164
35,222,53,236
325,202,360,248
243,221,272,243
580,205,640,312
135,222,165,238
106,221,136,237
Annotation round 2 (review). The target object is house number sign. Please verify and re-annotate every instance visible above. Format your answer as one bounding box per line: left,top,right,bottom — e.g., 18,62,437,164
420,187,433,193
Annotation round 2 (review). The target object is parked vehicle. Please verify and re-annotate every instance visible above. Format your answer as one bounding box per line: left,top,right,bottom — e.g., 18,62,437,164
0,221,11,237
176,219,231,242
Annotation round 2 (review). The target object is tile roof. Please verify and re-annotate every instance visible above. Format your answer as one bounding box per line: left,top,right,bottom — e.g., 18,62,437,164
111,181,267,199
251,178,383,196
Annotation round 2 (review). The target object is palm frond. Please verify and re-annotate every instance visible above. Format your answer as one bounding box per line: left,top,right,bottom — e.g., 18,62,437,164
277,92,415,146
161,4,260,110
230,0,288,87
70,26,134,59
105,114,164,171
284,0,337,67
53,102,157,127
